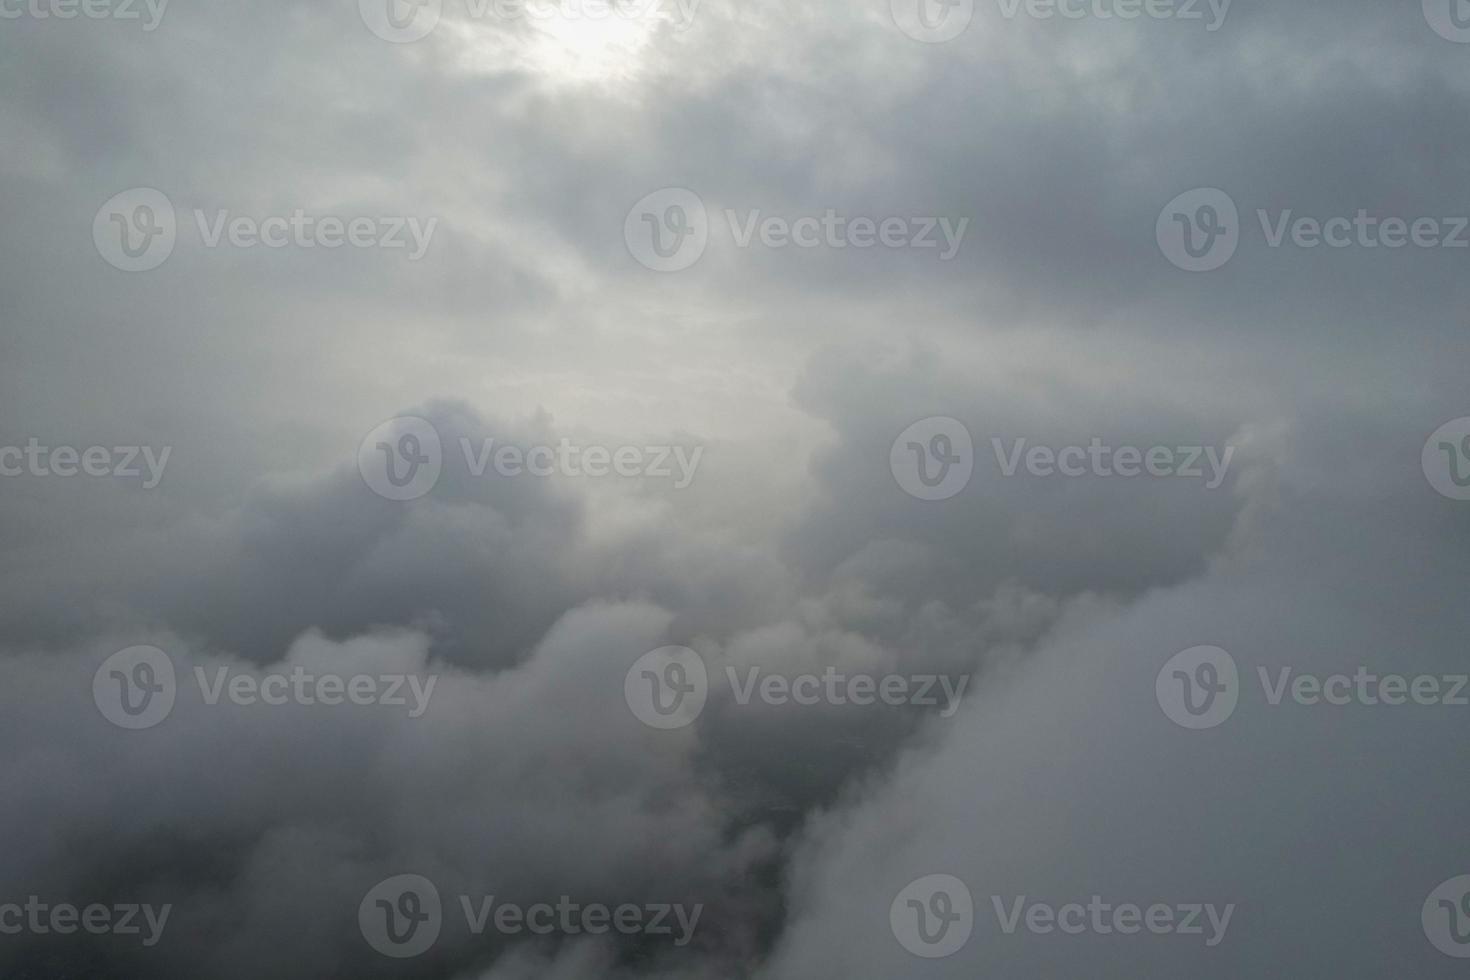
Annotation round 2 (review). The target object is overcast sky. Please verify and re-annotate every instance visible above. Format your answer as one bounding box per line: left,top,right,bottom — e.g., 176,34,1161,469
2,0,1470,976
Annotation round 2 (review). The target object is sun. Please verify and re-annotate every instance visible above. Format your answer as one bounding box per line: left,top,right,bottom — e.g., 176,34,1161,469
447,2,675,87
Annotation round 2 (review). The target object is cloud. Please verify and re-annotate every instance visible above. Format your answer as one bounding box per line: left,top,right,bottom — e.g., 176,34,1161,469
3,0,1469,975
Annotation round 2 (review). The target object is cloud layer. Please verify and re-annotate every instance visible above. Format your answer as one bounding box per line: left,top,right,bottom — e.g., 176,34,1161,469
2,0,1468,975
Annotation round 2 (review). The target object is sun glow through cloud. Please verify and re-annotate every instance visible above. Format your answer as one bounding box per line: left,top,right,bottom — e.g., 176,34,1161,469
449,3,678,86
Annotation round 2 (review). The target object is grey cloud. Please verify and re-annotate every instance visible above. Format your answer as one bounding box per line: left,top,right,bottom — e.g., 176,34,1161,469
3,0,1468,976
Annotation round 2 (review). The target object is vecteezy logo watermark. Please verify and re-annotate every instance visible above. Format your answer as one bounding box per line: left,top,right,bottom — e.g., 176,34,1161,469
624,189,969,272
1423,418,1470,501
1424,875,1470,957
1424,0,1470,42
359,875,442,958
0,898,171,947
360,0,698,42
1156,188,1239,272
625,650,968,729
359,875,702,957
1156,645,1239,729
0,439,171,488
93,189,437,271
93,647,438,730
891,419,1234,501
890,417,975,501
358,417,444,502
1159,187,1470,271
891,875,974,958
93,646,177,730
93,188,176,272
358,416,705,501
0,0,167,29
1158,646,1470,730
624,646,708,729
728,667,969,716
623,188,710,272
359,0,441,42
891,876,1234,957
890,0,974,43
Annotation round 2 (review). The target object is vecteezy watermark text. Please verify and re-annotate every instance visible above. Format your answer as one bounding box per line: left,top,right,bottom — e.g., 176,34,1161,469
1156,645,1469,729
890,417,1234,501
624,188,968,271
889,0,1228,44
991,437,1233,487
728,666,969,717
358,875,700,958
993,0,1229,28
623,646,969,729
889,875,1234,958
93,188,437,272
0,0,167,28
0,439,170,488
92,646,438,730
0,898,171,946
1158,187,1470,272
358,416,704,501
193,666,436,716
458,437,702,486
990,895,1233,945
